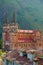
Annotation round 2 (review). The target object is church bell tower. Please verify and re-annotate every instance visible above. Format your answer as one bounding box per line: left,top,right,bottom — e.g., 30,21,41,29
2,12,10,51
9,11,18,50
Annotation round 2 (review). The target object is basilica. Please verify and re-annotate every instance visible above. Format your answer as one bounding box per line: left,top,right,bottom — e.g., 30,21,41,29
2,12,43,51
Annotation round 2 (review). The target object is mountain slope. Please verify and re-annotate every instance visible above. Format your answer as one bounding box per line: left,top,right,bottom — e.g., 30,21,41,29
0,0,43,38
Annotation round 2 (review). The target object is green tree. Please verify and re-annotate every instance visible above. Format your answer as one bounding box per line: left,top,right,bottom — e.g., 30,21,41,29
0,39,2,49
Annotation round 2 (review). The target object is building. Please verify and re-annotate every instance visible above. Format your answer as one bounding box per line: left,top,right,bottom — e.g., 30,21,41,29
2,50,43,65
2,12,42,51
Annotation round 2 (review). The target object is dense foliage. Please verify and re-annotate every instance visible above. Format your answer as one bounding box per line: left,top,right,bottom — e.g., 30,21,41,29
0,39,2,49
0,50,2,56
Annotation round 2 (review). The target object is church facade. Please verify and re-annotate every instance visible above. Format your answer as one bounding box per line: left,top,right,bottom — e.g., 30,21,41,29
2,13,43,51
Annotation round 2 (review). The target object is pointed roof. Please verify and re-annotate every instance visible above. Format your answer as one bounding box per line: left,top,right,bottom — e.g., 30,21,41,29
12,10,16,23
4,12,8,25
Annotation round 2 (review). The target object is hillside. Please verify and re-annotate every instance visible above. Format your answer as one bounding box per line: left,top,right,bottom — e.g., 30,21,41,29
0,0,43,38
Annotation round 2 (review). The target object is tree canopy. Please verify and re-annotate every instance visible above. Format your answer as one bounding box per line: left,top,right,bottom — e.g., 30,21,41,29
0,39,2,49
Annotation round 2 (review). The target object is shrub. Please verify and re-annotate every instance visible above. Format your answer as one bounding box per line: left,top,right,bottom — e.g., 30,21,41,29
0,39,2,49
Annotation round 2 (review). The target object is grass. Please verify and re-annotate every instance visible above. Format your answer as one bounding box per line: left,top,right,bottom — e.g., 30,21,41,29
0,49,6,57
0,50,3,56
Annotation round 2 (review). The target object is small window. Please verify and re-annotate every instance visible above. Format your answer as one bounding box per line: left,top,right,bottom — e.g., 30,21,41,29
39,43,41,46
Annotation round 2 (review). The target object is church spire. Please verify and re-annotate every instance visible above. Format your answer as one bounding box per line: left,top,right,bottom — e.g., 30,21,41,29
4,12,8,25
12,10,16,23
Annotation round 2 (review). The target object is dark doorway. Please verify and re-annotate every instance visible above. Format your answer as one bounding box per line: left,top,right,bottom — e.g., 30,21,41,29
22,51,27,58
